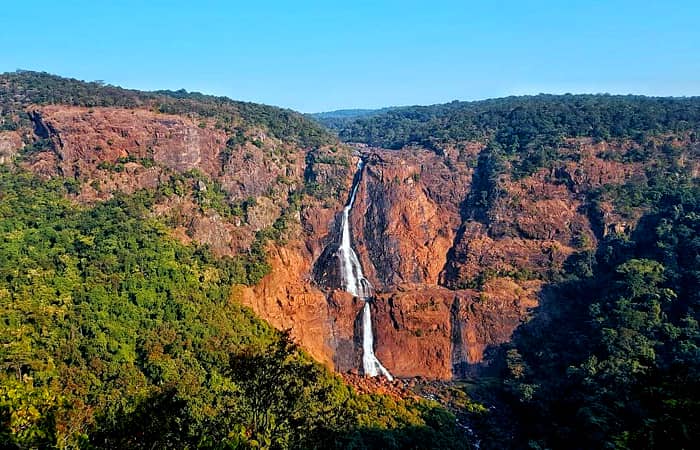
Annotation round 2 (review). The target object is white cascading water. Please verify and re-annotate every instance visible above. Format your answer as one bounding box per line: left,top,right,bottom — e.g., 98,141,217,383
338,160,393,380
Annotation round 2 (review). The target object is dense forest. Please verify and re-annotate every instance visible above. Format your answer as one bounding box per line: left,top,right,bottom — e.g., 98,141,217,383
318,94,700,151
479,179,700,449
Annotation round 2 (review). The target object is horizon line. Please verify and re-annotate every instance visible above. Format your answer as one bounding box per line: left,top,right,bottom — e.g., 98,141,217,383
5,69,700,115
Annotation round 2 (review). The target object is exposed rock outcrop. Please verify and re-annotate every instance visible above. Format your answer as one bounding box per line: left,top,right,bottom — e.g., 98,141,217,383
0,131,21,164
237,242,338,367
27,106,227,178
20,105,315,254
372,280,539,379
353,148,471,290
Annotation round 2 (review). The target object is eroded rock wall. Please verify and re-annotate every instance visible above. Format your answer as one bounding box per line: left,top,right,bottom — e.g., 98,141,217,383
352,149,471,290
20,105,318,254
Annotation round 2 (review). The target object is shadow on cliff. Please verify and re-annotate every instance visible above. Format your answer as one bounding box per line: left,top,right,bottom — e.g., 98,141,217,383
438,143,501,288
312,239,343,290
329,299,366,373
464,283,572,378
470,196,619,378
448,288,556,379
452,245,597,380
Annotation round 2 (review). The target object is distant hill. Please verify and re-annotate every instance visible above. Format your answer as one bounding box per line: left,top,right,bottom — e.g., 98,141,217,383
311,108,384,119
309,106,399,131
325,95,700,150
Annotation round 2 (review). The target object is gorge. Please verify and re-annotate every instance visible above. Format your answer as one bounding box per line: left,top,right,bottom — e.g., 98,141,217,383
1,71,699,449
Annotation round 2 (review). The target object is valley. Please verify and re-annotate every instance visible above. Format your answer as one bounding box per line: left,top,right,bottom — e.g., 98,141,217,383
1,71,699,449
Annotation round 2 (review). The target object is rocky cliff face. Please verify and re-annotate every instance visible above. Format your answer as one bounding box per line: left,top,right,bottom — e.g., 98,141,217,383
28,106,227,178
20,105,331,255
372,280,540,379
0,131,21,164
5,97,697,381
244,144,542,378
294,135,697,379
354,149,471,289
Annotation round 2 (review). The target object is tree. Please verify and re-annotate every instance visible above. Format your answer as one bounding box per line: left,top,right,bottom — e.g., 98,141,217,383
228,332,350,449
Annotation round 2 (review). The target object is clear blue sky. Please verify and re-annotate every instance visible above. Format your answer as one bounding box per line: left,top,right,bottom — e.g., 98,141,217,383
2,0,698,112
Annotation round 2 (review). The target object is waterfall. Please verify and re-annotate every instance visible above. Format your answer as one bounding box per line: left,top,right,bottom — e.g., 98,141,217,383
338,160,393,381
362,302,393,379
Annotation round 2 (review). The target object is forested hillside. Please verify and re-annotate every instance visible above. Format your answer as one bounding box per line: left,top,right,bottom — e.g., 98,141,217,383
0,72,469,449
0,71,333,148
471,178,700,449
329,95,700,449
326,94,700,149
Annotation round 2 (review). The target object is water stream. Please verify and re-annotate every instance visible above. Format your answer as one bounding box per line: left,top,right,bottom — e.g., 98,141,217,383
338,160,393,380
